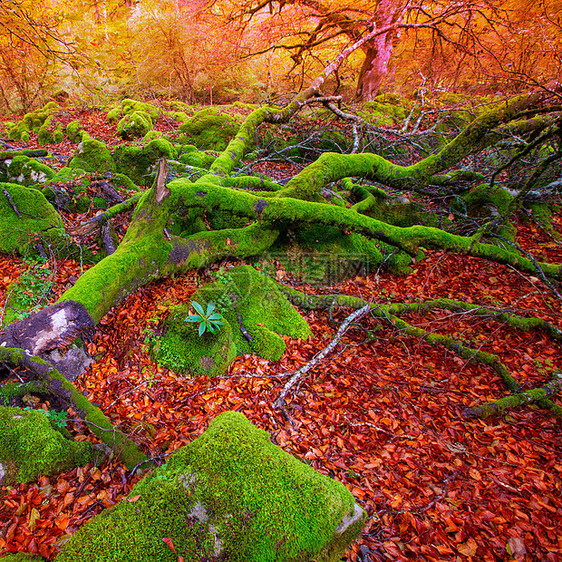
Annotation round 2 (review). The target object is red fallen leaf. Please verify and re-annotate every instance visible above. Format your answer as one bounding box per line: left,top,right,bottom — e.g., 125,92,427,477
163,537,176,553
126,495,141,502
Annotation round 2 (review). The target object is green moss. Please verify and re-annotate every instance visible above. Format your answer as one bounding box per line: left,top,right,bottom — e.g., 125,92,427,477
0,406,92,484
117,111,153,140
154,266,311,375
1,156,54,186
69,138,115,174
0,182,66,254
57,411,365,561
113,139,176,186
179,108,241,151
154,318,237,377
178,149,217,169
142,130,163,143
0,553,45,561
456,183,514,218
112,172,139,191
121,99,160,121
37,118,55,145
106,106,122,123
66,119,85,142
8,103,60,140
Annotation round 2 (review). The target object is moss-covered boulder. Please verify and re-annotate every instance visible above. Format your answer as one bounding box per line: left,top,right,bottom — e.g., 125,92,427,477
179,108,241,151
57,411,365,561
154,265,311,376
68,138,115,174
113,138,177,186
0,183,66,254
0,406,92,484
0,156,54,186
65,119,86,143
153,318,237,377
8,102,59,141
455,183,514,218
116,111,153,140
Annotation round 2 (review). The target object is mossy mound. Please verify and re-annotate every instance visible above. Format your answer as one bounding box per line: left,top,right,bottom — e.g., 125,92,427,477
65,119,86,143
0,406,92,484
107,99,161,123
153,318,237,377
177,145,217,169
8,102,59,141
0,156,54,186
179,108,241,151
456,183,514,218
0,183,66,254
113,138,177,186
57,411,365,561
69,138,115,174
116,111,153,140
154,266,311,376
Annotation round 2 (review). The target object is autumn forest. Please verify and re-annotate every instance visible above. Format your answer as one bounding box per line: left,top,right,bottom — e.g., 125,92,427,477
0,0,561,561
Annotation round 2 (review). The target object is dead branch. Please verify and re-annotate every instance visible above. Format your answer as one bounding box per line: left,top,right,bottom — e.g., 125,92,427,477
273,304,370,408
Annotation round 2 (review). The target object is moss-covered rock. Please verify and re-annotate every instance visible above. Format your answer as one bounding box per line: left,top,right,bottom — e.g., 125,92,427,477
154,266,311,375
0,183,66,254
0,156,54,186
178,148,217,169
8,102,59,141
113,138,177,186
0,406,92,484
121,99,160,121
179,108,241,151
56,411,365,561
69,138,115,174
116,111,153,140
460,183,514,218
153,318,237,377
107,99,161,124
65,119,85,143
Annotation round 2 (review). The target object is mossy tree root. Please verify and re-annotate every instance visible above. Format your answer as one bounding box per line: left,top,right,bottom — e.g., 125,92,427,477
277,286,562,416
463,373,562,419
175,179,562,279
0,346,148,470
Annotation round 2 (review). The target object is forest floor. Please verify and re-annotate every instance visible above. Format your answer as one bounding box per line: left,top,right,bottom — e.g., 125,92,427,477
0,108,561,561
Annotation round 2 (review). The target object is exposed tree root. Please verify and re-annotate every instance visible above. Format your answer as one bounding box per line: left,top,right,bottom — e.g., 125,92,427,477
278,285,561,418
0,346,149,469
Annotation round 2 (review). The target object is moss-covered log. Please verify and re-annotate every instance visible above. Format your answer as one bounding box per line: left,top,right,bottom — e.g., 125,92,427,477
0,346,148,470
463,373,562,419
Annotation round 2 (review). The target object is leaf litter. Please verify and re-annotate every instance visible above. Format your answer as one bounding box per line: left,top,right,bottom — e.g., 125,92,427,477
0,212,560,561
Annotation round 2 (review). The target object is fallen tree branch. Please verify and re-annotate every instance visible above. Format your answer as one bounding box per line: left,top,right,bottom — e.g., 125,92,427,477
273,304,370,408
463,373,562,419
0,346,149,470
277,285,562,417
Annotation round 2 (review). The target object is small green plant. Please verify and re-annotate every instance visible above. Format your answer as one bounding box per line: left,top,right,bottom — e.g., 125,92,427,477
24,407,68,429
211,267,233,286
5,256,54,322
184,301,225,336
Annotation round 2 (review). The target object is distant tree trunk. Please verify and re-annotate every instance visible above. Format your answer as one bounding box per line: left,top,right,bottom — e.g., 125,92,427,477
355,0,402,100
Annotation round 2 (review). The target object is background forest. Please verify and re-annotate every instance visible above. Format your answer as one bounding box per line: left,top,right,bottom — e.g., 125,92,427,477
1,0,561,110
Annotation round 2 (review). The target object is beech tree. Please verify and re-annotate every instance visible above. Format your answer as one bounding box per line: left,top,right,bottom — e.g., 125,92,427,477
217,0,562,99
